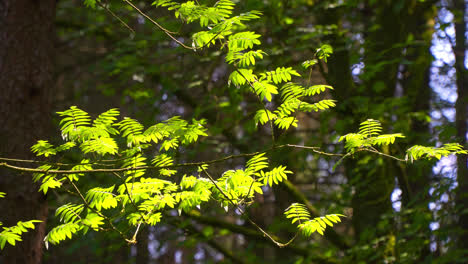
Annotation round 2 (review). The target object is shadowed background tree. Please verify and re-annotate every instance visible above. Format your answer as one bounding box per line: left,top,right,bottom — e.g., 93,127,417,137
0,0,56,263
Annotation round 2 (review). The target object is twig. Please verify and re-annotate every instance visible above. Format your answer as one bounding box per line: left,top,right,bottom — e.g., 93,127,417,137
123,0,194,50
234,68,276,144
69,181,128,241
112,171,148,243
98,2,135,34
200,167,298,247
359,148,406,162
0,143,349,175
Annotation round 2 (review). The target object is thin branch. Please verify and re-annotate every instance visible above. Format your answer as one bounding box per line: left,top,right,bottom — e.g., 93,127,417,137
0,146,403,174
98,2,135,34
112,171,148,242
185,210,338,263
123,0,194,50
200,166,298,248
69,181,128,242
359,148,406,162
282,180,350,250
0,143,341,174
234,68,276,144
6,143,418,177
0,156,131,167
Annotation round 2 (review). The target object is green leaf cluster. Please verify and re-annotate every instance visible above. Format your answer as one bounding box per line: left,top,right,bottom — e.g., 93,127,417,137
406,143,467,161
253,82,336,130
0,220,42,250
284,203,345,236
0,193,42,250
339,119,405,151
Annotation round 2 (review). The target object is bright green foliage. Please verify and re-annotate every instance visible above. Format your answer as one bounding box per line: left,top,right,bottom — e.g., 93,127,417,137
252,80,278,102
315,44,333,62
251,80,336,129
0,192,42,250
152,153,176,177
143,116,208,146
259,165,293,187
67,159,92,182
27,106,215,246
298,214,344,236
212,154,291,206
191,10,262,48
83,0,98,9
152,0,235,27
57,106,92,141
339,119,405,151
81,213,104,232
254,110,278,126
10,0,465,255
406,143,467,161
115,117,144,148
31,140,76,158
116,178,174,205
302,59,318,69
227,45,337,130
56,204,84,223
260,67,301,84
214,169,260,206
45,203,105,247
304,85,334,96
274,116,298,130
93,108,120,135
0,220,42,250
32,165,62,194
339,119,465,164
305,100,337,112
45,223,82,247
228,69,256,87
284,203,311,224
81,137,118,155
44,203,84,247
155,0,335,128
358,119,384,137
127,212,162,226
85,186,118,210
226,50,266,67
31,140,56,157
284,203,345,236
245,153,269,173
122,154,147,181
281,83,306,101
55,142,76,152
228,31,262,51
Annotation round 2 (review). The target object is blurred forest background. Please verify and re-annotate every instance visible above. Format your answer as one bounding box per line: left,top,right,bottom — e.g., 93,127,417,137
0,0,467,263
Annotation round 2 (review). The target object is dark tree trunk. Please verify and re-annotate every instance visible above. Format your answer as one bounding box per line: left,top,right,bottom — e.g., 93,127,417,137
0,0,56,263
319,1,436,262
350,1,403,249
136,228,149,264
400,3,435,206
453,0,468,254
399,3,437,261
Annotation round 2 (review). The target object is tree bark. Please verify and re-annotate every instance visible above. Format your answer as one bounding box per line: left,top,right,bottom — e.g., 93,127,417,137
453,0,468,254
136,228,149,264
0,0,56,263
